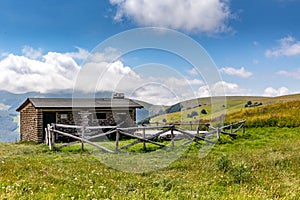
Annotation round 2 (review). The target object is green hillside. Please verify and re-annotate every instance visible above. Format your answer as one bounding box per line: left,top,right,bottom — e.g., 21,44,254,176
150,94,300,128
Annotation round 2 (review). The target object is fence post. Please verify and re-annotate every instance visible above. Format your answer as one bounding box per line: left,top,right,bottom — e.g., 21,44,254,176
78,111,91,151
171,125,175,147
48,125,51,150
217,128,221,140
143,127,146,150
45,128,48,145
81,126,85,151
115,129,119,152
242,121,245,134
48,124,54,150
190,121,192,130
51,123,56,148
230,123,233,135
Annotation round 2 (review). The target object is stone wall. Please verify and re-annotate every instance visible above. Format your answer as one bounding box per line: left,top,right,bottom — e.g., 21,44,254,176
56,109,137,127
20,102,39,142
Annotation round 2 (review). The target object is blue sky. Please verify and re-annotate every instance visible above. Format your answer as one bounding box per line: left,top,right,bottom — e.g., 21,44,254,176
0,0,300,105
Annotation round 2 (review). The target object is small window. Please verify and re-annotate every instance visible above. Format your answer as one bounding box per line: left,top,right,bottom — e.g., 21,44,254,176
61,114,68,119
96,112,106,120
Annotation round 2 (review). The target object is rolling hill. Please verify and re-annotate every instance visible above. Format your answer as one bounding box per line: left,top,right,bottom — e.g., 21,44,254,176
150,93,300,128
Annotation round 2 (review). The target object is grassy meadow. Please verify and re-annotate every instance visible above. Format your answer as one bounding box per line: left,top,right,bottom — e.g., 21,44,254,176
1,94,300,199
0,127,299,199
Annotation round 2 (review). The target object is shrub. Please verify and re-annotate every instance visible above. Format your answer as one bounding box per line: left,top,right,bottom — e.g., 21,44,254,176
230,161,252,183
187,111,198,118
217,155,232,172
201,109,207,114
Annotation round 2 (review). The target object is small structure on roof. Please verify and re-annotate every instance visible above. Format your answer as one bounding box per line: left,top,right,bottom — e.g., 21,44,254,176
16,95,143,143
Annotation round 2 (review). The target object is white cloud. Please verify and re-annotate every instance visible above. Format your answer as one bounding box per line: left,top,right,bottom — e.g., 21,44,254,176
198,81,249,97
77,58,142,94
263,87,289,97
0,49,81,93
0,103,10,110
265,36,300,57
277,68,300,79
219,66,252,78
131,83,180,105
0,52,9,58
92,64,203,104
187,78,203,85
110,0,232,34
22,46,42,60
187,68,200,76
163,77,203,87
89,47,121,63
64,47,90,60
71,47,210,104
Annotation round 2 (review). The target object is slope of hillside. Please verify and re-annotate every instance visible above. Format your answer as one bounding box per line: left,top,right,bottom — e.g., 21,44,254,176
150,94,300,127
226,100,300,127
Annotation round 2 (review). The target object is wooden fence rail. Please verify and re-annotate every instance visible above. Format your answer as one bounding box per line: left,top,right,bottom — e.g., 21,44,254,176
46,120,246,152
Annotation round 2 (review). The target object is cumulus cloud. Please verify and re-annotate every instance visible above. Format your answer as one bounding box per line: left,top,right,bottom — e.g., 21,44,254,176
263,86,289,97
75,49,207,105
109,0,232,34
93,64,204,104
198,81,249,97
0,52,9,58
277,68,300,79
162,77,203,87
0,103,10,110
265,36,300,57
131,83,181,105
22,46,42,60
76,54,142,94
0,49,81,93
187,68,200,76
64,47,90,60
129,77,204,105
219,66,252,78
96,61,143,92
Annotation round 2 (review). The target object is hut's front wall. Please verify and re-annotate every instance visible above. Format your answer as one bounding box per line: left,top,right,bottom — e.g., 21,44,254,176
55,108,137,127
20,107,138,143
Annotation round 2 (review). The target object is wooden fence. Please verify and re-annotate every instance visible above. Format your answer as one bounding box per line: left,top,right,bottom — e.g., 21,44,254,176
45,120,246,152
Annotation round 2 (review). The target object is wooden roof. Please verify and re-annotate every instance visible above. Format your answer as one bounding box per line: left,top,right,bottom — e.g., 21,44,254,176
16,98,143,111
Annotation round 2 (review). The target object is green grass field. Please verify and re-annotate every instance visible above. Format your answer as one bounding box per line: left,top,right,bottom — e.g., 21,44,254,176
1,127,299,199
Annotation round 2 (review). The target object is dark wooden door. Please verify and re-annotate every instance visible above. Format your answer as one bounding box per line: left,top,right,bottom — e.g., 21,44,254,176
43,112,56,141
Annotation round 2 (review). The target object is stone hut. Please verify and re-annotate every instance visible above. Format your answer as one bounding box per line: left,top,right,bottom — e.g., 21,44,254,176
16,97,143,143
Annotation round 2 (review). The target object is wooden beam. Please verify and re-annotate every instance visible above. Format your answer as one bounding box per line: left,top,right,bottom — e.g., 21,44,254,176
52,129,113,153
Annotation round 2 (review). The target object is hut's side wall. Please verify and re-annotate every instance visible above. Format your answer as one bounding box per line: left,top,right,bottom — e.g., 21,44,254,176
20,102,41,142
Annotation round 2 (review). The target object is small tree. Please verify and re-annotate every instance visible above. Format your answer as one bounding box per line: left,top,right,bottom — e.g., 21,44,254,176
245,100,253,108
191,111,198,117
201,109,207,114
